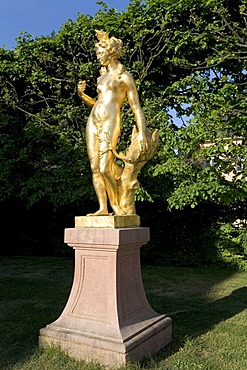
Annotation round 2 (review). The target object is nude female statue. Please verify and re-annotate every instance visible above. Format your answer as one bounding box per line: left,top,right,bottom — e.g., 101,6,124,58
78,30,149,216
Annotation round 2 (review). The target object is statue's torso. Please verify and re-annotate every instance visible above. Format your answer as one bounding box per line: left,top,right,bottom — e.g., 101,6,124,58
90,71,127,128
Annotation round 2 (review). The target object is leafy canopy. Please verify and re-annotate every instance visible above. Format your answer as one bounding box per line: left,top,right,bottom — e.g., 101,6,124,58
0,0,246,209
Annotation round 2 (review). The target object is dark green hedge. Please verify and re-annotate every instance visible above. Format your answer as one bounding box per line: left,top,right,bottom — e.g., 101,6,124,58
1,200,246,270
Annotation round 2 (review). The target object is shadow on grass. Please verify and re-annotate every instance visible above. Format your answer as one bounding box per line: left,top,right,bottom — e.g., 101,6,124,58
0,258,246,369
0,256,74,369
142,267,247,366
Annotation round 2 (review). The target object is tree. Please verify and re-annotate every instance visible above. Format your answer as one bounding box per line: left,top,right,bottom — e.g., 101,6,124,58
124,0,247,209
0,0,246,210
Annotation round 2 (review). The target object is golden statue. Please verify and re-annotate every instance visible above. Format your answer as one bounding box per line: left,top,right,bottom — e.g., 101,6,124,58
78,30,159,217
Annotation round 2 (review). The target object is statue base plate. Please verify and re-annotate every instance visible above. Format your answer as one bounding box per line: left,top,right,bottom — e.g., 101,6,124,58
75,215,140,228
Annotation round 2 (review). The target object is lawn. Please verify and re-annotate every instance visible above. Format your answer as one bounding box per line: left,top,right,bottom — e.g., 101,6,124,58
0,256,246,370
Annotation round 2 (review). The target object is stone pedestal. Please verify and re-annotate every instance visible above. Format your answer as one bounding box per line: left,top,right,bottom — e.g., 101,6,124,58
39,226,172,367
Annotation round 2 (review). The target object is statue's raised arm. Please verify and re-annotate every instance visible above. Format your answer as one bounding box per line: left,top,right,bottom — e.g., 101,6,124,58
77,80,96,107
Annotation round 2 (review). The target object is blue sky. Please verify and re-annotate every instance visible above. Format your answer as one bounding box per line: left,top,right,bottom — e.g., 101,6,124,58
0,0,130,49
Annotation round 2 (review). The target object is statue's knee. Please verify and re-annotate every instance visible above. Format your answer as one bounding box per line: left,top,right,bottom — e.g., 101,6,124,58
99,163,111,178
91,164,100,175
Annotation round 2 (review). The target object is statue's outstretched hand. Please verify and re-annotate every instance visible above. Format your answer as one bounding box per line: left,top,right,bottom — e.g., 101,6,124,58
78,80,86,98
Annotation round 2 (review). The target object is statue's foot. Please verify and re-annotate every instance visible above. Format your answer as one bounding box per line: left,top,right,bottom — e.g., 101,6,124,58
111,205,126,216
87,209,109,216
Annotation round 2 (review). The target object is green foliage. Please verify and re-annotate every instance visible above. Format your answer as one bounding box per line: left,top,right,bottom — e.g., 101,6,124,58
139,201,247,271
215,222,247,271
0,0,246,210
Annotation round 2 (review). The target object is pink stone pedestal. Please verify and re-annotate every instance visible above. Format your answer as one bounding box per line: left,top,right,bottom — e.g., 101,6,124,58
39,227,172,367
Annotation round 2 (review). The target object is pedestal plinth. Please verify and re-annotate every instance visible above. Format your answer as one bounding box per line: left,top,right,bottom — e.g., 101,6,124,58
39,226,172,367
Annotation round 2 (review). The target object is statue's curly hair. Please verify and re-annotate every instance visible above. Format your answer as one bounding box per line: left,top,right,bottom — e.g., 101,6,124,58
96,37,123,60
95,30,123,60
95,30,124,76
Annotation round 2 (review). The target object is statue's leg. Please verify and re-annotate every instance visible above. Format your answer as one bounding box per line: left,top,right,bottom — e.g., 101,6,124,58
100,156,124,215
98,129,125,216
86,122,108,216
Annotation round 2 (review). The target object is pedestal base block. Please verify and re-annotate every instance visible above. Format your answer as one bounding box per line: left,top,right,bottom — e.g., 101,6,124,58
39,315,172,366
39,227,172,367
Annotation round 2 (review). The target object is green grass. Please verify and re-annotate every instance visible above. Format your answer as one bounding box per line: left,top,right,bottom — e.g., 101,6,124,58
0,256,246,370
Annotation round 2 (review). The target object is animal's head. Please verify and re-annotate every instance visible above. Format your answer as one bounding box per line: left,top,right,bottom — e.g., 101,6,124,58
125,126,159,163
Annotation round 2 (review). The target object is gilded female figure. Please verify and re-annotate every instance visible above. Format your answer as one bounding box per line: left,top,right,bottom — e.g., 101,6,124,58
78,30,148,216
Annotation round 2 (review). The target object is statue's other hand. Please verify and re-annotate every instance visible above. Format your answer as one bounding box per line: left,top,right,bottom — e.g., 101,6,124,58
138,132,148,153
77,80,86,97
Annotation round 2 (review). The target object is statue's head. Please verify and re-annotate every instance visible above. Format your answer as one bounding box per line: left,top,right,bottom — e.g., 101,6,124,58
95,30,123,62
